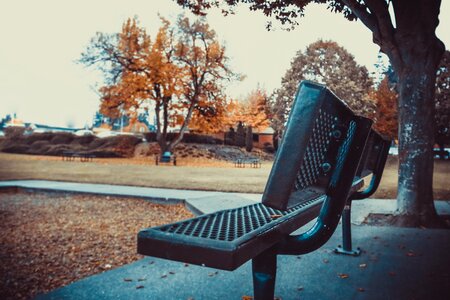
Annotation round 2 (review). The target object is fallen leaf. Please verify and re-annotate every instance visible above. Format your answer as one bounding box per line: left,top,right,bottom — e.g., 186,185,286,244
169,271,175,275
270,214,282,219
136,285,144,289
208,271,219,277
242,296,253,300
123,278,132,282
160,274,167,278
338,273,349,279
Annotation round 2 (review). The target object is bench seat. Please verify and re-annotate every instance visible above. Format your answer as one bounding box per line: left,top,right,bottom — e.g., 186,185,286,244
138,181,363,271
139,196,324,270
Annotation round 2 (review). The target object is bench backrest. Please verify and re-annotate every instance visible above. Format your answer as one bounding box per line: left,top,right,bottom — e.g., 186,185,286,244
262,81,373,210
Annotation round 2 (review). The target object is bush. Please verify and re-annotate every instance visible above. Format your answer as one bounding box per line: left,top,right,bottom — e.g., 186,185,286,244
50,133,75,145
44,144,72,156
29,140,51,154
263,142,275,154
4,127,25,138
183,133,222,144
25,132,54,145
143,132,157,142
74,135,97,146
1,144,30,154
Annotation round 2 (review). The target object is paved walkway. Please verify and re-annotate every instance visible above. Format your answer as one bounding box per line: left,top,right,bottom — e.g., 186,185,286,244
1,180,449,223
1,180,450,299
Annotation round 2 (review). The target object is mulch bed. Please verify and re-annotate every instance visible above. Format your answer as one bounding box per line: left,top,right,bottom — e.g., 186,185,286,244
0,190,194,300
363,213,450,228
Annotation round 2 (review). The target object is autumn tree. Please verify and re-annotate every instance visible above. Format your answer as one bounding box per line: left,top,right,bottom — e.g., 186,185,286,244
80,16,236,155
227,88,270,130
175,0,447,226
270,40,374,135
372,76,398,139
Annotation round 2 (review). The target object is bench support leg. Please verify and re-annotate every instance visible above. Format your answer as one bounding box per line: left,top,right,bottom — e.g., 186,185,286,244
334,204,361,256
252,247,277,300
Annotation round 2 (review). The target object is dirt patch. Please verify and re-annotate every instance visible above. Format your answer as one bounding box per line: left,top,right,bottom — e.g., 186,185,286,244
363,213,450,229
0,190,194,300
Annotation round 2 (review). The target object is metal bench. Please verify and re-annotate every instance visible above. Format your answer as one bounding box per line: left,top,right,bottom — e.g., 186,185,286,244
235,158,262,168
61,151,95,162
138,81,390,299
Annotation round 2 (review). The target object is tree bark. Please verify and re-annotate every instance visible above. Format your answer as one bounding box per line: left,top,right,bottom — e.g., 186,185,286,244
387,1,445,227
395,56,441,226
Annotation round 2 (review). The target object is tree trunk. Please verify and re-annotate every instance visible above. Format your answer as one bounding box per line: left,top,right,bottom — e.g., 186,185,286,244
245,125,253,152
395,60,441,227
355,0,447,227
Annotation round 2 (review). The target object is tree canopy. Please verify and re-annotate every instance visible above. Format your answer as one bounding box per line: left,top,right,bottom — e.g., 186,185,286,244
270,39,374,134
80,16,237,153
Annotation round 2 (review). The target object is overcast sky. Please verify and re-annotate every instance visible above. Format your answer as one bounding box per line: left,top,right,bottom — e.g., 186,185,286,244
1,0,449,128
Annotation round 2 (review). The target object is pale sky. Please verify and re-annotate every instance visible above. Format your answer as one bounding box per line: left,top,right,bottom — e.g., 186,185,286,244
1,0,449,128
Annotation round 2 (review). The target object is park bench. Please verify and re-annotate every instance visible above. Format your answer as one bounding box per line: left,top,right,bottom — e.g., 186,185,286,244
155,151,177,166
138,81,390,299
61,151,95,162
234,157,262,168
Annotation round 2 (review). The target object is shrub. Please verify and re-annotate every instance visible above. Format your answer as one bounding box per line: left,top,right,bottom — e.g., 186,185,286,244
44,144,72,156
29,140,51,154
1,144,30,154
4,127,25,138
75,135,97,146
263,142,275,154
25,132,54,144
50,133,75,145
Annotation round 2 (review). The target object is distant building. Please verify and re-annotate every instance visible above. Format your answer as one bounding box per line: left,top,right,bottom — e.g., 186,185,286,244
27,123,78,134
0,113,79,135
253,127,275,148
92,111,155,133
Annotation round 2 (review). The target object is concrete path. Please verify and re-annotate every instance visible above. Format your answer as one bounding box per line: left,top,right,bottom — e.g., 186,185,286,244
36,226,450,300
0,180,261,215
1,180,449,224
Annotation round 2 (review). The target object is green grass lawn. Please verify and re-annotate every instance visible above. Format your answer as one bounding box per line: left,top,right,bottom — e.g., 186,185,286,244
0,153,449,199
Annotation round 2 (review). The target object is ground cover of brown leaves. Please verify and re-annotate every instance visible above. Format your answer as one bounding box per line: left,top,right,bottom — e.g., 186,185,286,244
0,189,194,300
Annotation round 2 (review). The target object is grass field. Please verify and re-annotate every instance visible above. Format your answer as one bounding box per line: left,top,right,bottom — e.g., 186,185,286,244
0,152,449,199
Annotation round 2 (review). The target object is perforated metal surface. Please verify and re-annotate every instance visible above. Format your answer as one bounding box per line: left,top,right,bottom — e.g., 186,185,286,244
294,108,337,191
158,198,321,242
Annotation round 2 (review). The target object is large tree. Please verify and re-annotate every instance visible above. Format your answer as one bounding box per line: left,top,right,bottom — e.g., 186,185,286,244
435,50,450,154
174,0,446,226
270,39,374,136
80,16,236,155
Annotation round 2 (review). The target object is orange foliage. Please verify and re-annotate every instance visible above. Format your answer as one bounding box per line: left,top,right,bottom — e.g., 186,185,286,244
372,77,398,139
224,87,270,131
